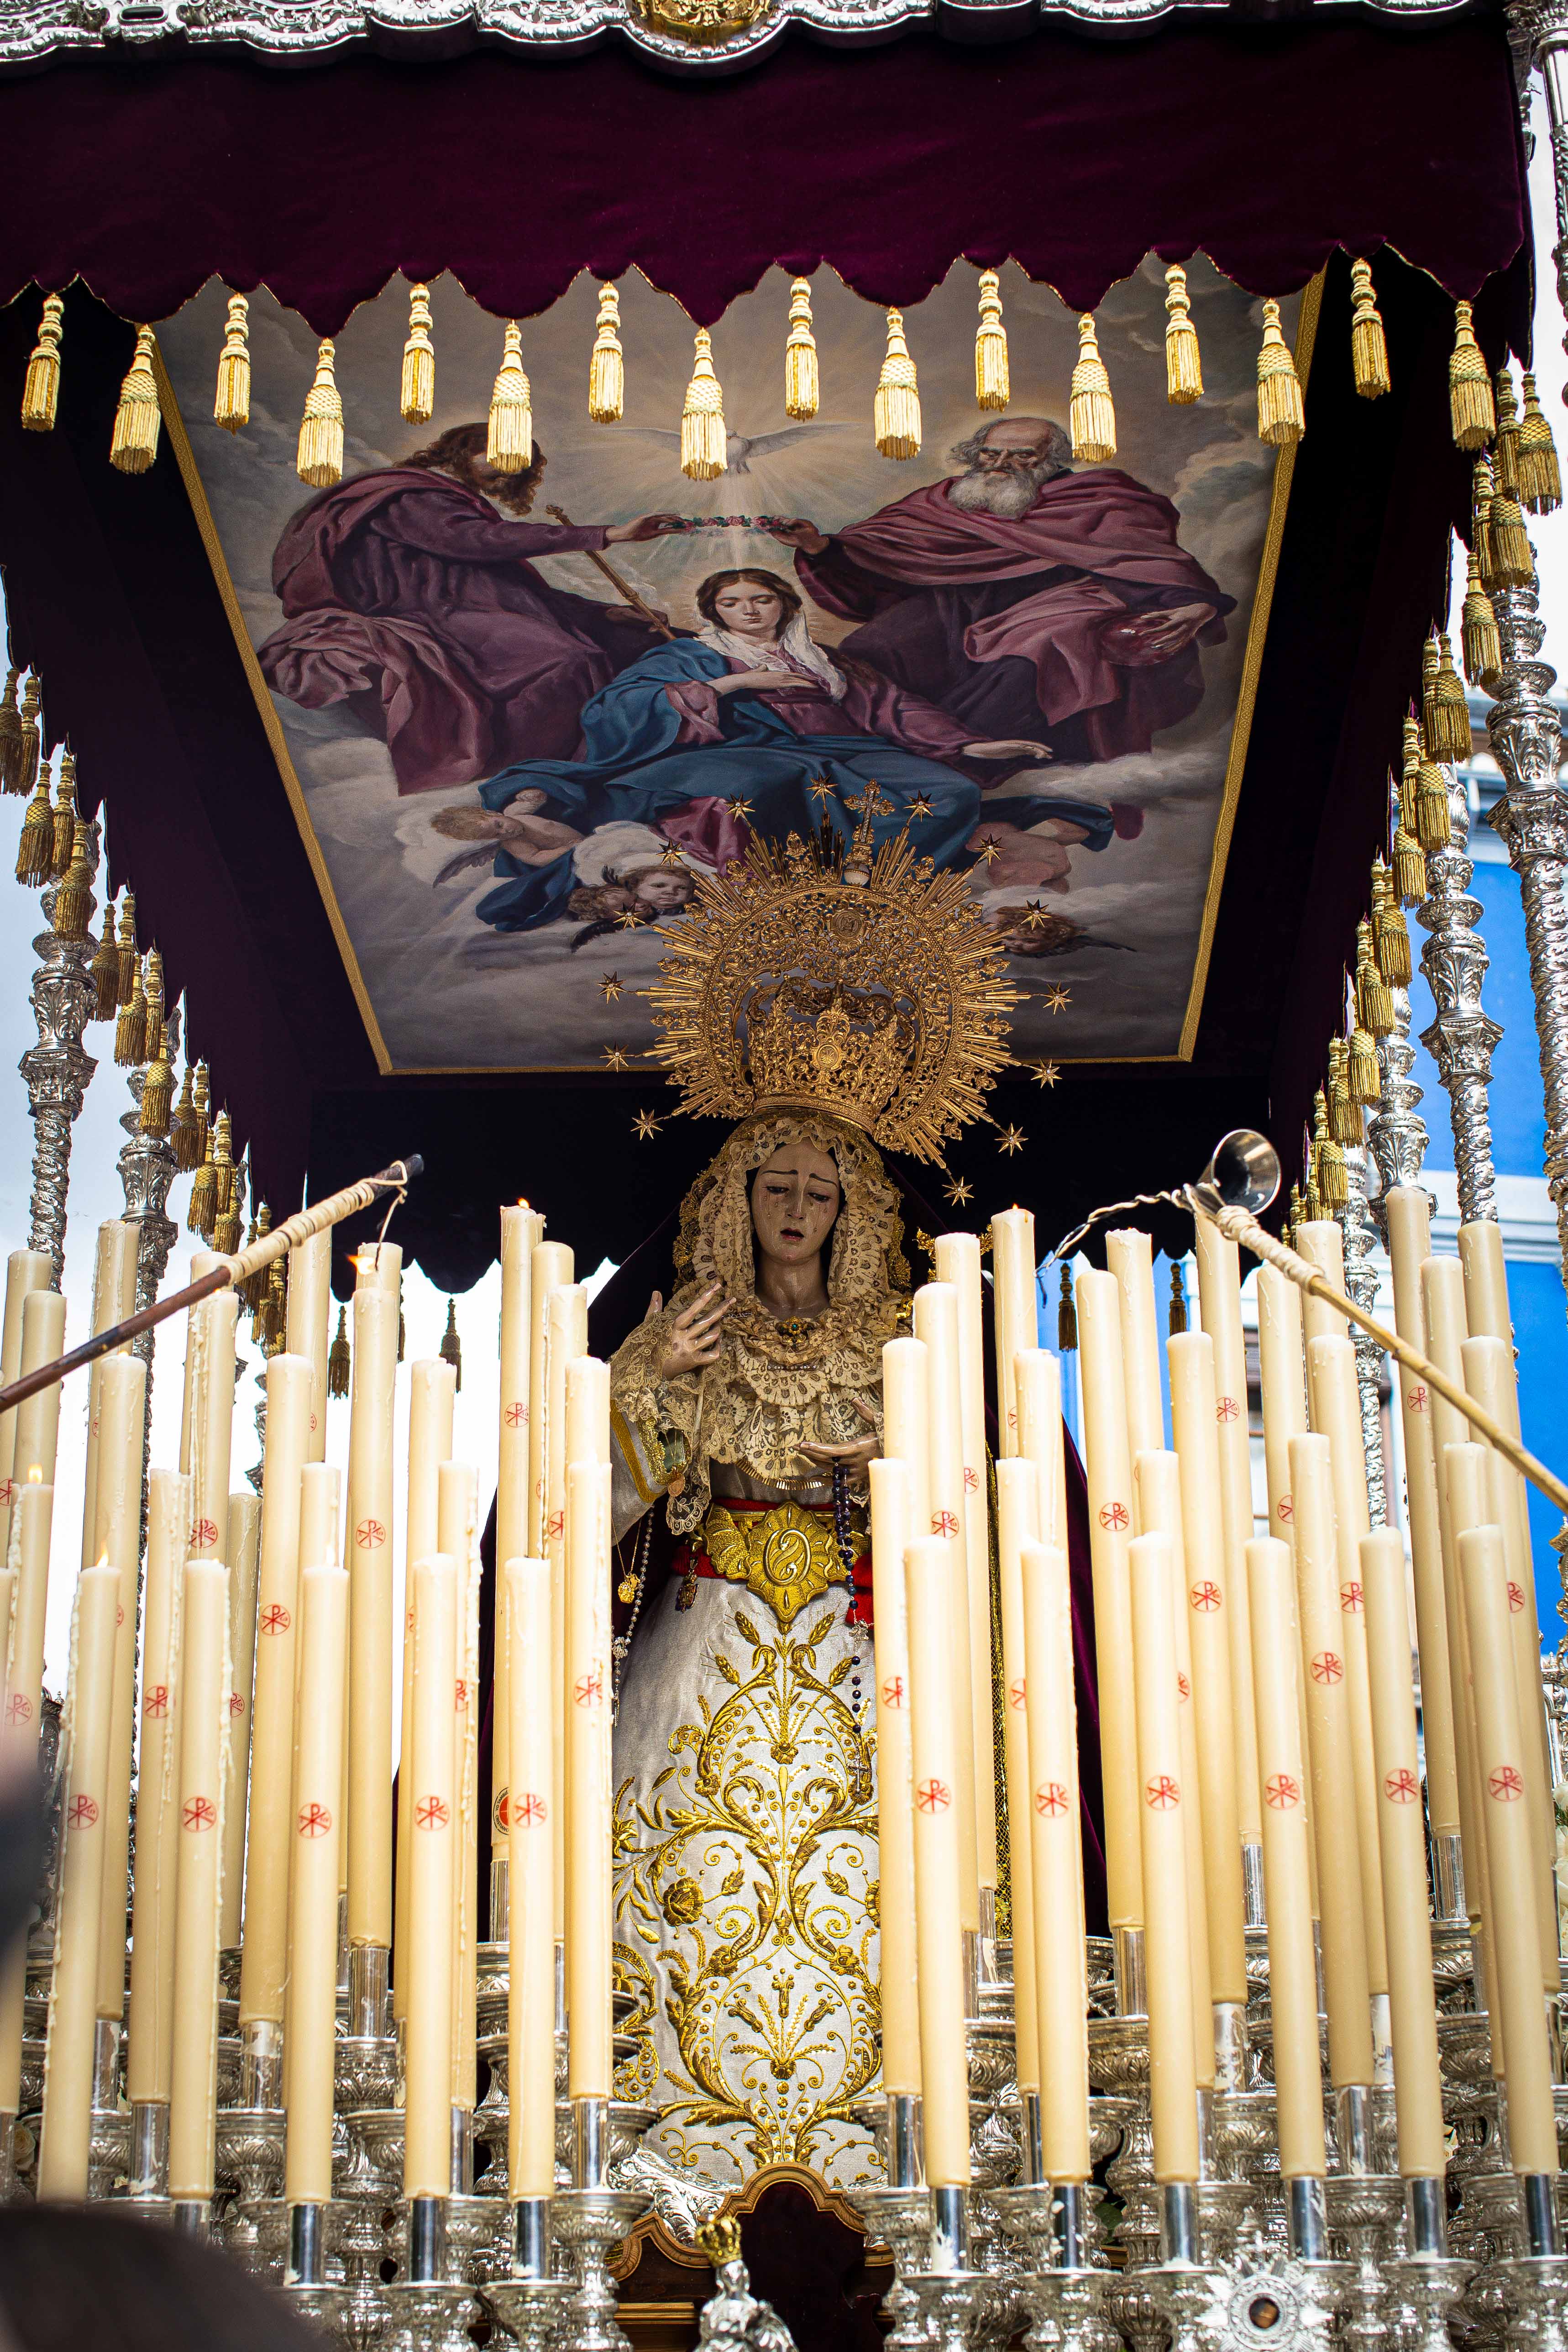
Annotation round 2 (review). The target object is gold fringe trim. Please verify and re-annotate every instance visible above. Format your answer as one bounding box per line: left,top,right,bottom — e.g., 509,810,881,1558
1070,313,1115,462
1356,920,1393,1035
187,1121,217,1238
21,295,64,433
974,271,1009,412
49,752,76,882
1371,861,1412,987
1163,266,1202,404
1422,632,1471,762
52,827,92,942
297,340,344,489
1348,260,1389,399
488,321,533,473
1448,301,1495,452
1518,373,1563,515
1256,300,1304,446
214,294,251,433
784,279,818,422
589,284,625,425
1493,367,1521,497
875,310,921,461
1325,1045,1359,1144
169,1063,197,1169
681,328,727,480
401,284,435,425
1489,488,1535,589
109,326,161,475
1461,549,1501,691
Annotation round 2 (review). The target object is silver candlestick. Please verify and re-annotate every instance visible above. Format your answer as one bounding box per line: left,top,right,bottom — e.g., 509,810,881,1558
21,811,101,1283
1416,760,1503,1227
551,2095,649,2352
1339,1130,1389,1528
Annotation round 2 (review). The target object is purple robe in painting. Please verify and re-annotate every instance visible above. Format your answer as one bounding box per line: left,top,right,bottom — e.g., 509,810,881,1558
795,470,1234,762
258,467,666,792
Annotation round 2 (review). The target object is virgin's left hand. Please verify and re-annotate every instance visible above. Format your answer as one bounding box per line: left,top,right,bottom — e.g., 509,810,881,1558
795,1398,879,1484
964,738,1054,762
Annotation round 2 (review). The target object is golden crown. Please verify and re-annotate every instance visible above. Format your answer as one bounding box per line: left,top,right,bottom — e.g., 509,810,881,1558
645,809,1019,1162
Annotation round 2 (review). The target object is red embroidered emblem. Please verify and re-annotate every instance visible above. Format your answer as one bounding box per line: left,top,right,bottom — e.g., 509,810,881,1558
228,1692,244,1717
546,1510,565,1542
915,1779,951,1812
1035,1781,1069,1817
0,1480,15,1505
1190,1581,1222,1612
298,1802,332,1837
455,1679,468,1708
68,1794,99,1828
415,1796,450,1830
1176,1672,1190,1701
1384,1768,1420,1804
1310,1652,1343,1685
355,1518,386,1550
116,1606,124,1627
1264,1774,1300,1809
1098,1501,1130,1533
1145,1775,1180,1810
184,1795,217,1831
1489,1764,1524,1802
260,1603,290,1635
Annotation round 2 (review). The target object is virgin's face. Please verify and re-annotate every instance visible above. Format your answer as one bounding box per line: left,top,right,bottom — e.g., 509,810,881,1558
750,1145,841,1270
712,581,787,640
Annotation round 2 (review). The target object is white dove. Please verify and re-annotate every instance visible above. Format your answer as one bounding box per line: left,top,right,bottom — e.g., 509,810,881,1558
610,420,852,475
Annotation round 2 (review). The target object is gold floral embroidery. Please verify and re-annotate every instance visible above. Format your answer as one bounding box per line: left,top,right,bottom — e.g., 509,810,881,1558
703,1500,858,1630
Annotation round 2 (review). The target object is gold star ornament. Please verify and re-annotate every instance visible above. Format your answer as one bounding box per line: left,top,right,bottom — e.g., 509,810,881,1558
615,909,644,930
632,1109,663,1141
603,1045,630,1070
600,973,623,1002
909,795,933,821
1033,1061,1060,1088
997,1124,1026,1156
944,1175,974,1206
1044,984,1072,1013
726,796,754,820
975,835,1001,867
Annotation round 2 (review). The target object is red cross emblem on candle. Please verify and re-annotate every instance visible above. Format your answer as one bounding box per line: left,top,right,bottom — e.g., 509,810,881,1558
184,1795,217,1831
190,1517,219,1549
1098,1501,1130,1533
1408,1385,1429,1413
1310,1651,1343,1685
143,1685,168,1718
1008,1676,1026,1710
1276,1495,1294,1522
0,1479,15,1505
455,1679,468,1708
1190,1581,1222,1612
1216,1396,1240,1423
1384,1768,1419,1804
513,1791,547,1826
1508,1582,1526,1613
415,1796,450,1830
260,1603,290,1635
1264,1774,1300,1809
228,1692,244,1718
546,1510,565,1542
1145,1774,1180,1810
1489,1764,1524,1802
68,1794,99,1829
1176,1672,1190,1701
117,1605,124,1627
1339,1581,1363,1615
298,1801,332,1837
1006,1408,1017,1431
6,1691,31,1726
575,1670,603,1708
915,1779,951,1812
881,1676,906,1710
1035,1781,1068,1817
505,1401,528,1427
963,1466,979,1493
355,1518,386,1549
931,1509,960,1538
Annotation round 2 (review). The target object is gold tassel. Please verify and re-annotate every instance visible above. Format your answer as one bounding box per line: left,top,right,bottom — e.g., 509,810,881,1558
14,774,52,887
1326,1047,1362,1145
1392,824,1426,908
192,1060,210,1167
327,1304,351,1399
974,271,1009,412
1448,301,1495,451
1348,1024,1382,1102
1415,747,1452,854
50,752,76,881
1286,1182,1306,1245
115,891,138,1007
874,311,921,462
1348,260,1390,399
1316,1136,1348,1212
1167,1259,1187,1337
187,1126,218,1239
398,1307,406,1365
1372,871,1413,989
784,281,819,422
1069,313,1116,463
1356,922,1393,1035
684,330,731,478
297,340,345,490
115,960,148,1069
0,670,24,794
169,1063,198,1170
588,284,625,425
1517,373,1562,514
144,946,164,1027
440,1297,462,1391
400,284,435,426
16,677,40,801
262,1260,287,1354
1302,1161,1324,1224
89,910,121,1020
1489,487,1536,588
485,322,533,474
1398,716,1421,835
21,295,64,433
1493,367,1521,496
1461,549,1502,691
240,1205,269,1314
212,1119,241,1254
1057,1261,1076,1353
1473,455,1499,593
1256,300,1304,447
109,327,161,475
139,1015,173,1137
52,825,91,942
1422,633,1471,762
214,293,251,432
1163,266,1202,404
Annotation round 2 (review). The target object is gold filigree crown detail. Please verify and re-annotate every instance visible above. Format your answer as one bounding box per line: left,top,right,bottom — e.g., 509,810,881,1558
645,809,1019,1162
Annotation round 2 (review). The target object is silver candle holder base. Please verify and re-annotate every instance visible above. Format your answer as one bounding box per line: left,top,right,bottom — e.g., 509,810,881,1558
551,2187,650,2352
485,2276,574,2352
849,2183,936,2352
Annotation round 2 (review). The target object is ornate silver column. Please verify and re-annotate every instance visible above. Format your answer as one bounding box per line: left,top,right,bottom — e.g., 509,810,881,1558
1510,3,1568,379
1415,763,1503,1225
1339,1072,1390,1525
1366,852,1432,1210
20,809,101,1284
117,997,182,1504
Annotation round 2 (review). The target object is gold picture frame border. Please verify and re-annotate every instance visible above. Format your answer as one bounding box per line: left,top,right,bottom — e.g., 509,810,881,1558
156,268,1323,1083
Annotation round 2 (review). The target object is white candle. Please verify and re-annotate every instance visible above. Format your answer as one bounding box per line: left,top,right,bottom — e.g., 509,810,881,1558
1256,1265,1307,1551
286,1227,332,1466
506,1555,556,2198
4,1480,54,1765
1127,1531,1199,2182
565,1459,614,2098
1245,1539,1324,2180
397,1360,456,2025
1022,1538,1089,2183
90,1351,147,2025
221,1490,262,1950
127,1470,191,2109
283,1562,349,2206
1015,1349,1066,1551
11,1286,67,1498
911,1284,980,1933
932,1233,997,1894
905,1535,971,2186
869,1455,920,2095
1192,1219,1262,1849
404,1554,457,2200
995,1455,1040,2093
880,1337,931,1541
1422,1257,1490,1936
347,1260,399,1952
187,1290,238,1558
0,1249,53,1555
546,1283,588,1940
1133,1450,1212,2086
1074,1270,1142,1931
240,1356,314,2034
36,1563,120,2200
991,1207,1037,1457
439,1460,481,2113
1293,1221,1347,1348
1105,1231,1164,1474
498,1205,545,1843
528,1242,574,1556
168,1559,231,2203
79,1220,138,1571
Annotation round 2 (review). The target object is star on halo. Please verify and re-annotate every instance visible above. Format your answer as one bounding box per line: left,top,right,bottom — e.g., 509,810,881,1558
808,778,833,808
632,1109,663,1141
909,795,933,821
600,973,623,1002
974,835,1001,867
726,796,754,820
1044,984,1072,1013
659,842,685,866
944,1176,974,1206
997,1124,1027,1156
1033,1061,1060,1088
1023,900,1049,931
603,1045,630,1070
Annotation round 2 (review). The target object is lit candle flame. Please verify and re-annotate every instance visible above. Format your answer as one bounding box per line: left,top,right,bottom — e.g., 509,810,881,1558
25,1465,41,1484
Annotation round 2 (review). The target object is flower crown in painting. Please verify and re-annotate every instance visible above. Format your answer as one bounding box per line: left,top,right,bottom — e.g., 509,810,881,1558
645,801,1019,1163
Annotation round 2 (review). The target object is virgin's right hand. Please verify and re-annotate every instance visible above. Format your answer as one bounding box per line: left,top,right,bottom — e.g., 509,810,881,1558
655,1283,734,1379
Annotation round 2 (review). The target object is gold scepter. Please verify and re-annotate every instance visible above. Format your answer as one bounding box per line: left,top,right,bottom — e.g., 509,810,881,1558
0,1152,423,1416
546,504,675,640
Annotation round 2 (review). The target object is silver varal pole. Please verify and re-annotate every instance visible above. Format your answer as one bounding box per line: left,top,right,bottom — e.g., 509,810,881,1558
1415,757,1503,1225
21,804,101,1285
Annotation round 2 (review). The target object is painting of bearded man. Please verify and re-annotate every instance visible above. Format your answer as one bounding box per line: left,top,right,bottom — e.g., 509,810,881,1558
768,415,1234,762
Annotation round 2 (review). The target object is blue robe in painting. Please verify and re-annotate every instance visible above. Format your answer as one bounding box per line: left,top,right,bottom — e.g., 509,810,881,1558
470,640,1117,934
